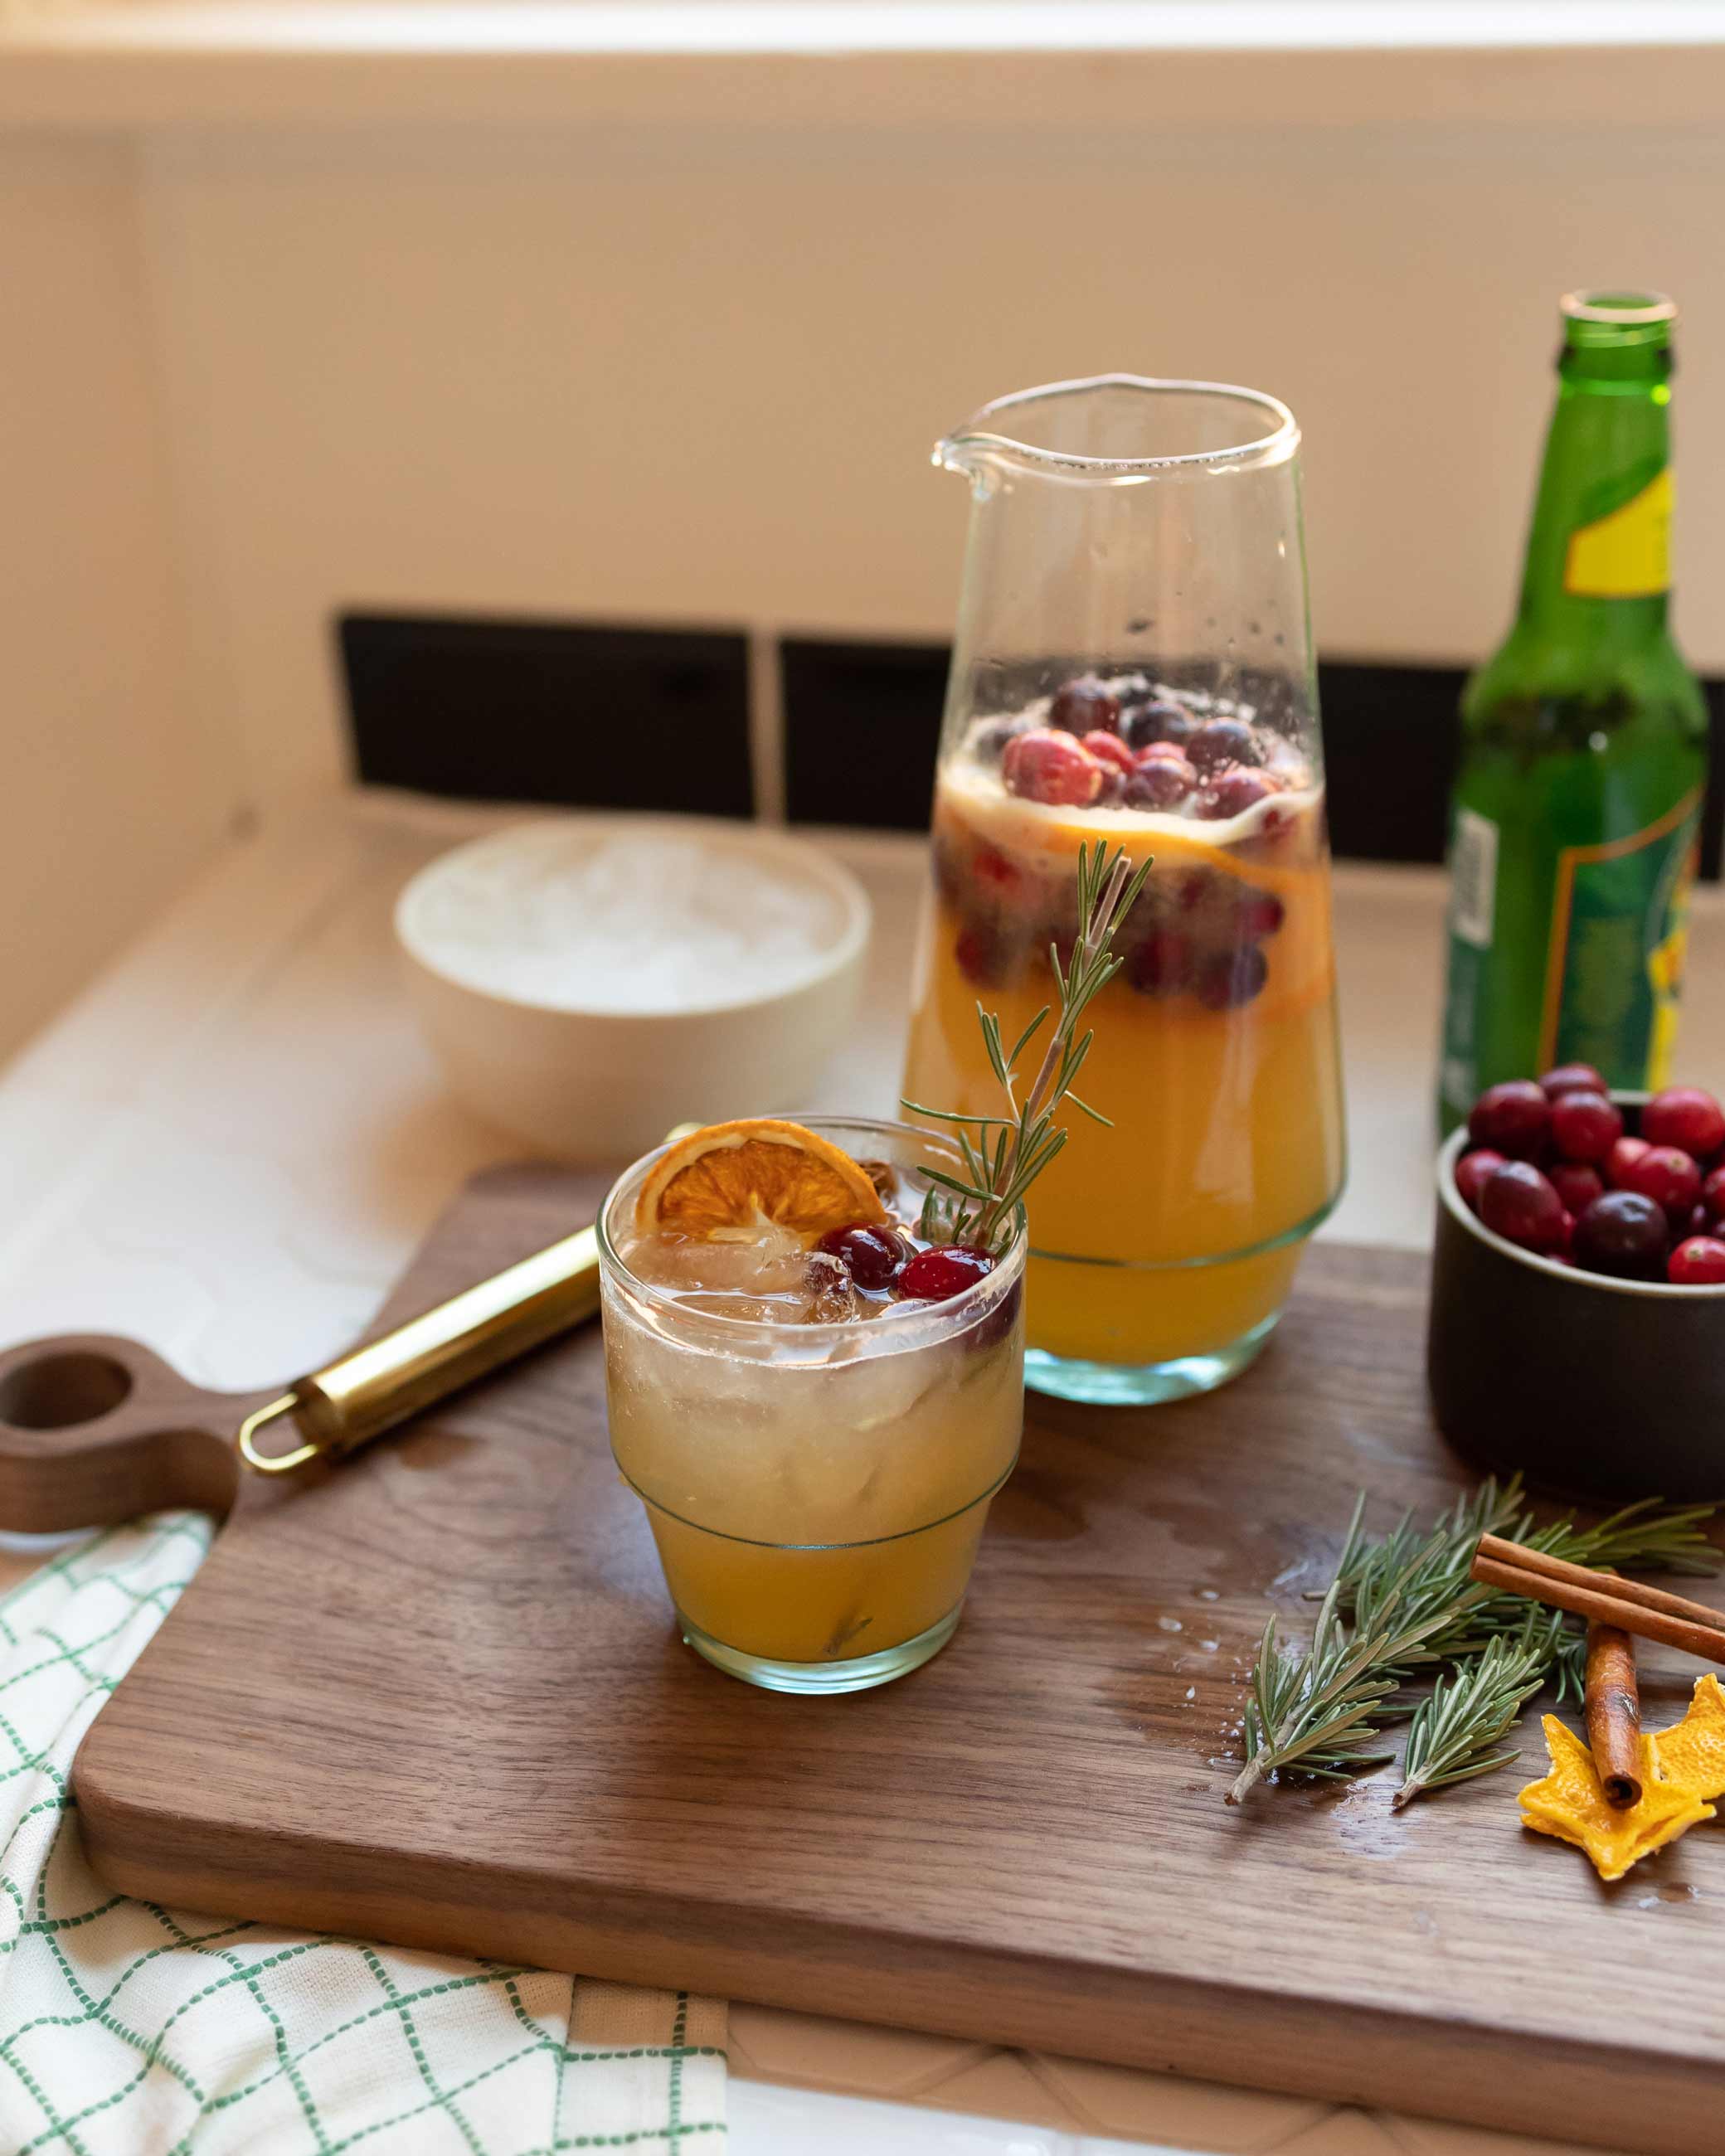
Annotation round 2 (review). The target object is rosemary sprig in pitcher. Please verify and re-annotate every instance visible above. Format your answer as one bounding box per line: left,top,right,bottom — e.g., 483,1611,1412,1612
902,839,1151,1255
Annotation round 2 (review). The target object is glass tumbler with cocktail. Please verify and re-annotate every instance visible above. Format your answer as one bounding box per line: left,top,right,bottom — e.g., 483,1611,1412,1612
598,849,1148,1692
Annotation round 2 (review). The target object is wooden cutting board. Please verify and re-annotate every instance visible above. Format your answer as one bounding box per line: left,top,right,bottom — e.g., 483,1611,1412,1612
2,1164,1720,2153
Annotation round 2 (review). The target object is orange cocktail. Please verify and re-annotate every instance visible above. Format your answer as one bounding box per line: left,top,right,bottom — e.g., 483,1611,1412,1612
903,683,1345,1402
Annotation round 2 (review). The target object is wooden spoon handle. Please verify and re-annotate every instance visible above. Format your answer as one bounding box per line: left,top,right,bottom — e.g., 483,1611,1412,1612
0,1333,260,1530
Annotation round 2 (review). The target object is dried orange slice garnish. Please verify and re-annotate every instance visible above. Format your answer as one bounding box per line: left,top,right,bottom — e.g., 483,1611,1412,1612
636,1119,887,1242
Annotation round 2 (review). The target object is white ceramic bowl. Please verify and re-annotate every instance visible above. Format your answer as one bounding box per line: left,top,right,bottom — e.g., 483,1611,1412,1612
396,816,871,1161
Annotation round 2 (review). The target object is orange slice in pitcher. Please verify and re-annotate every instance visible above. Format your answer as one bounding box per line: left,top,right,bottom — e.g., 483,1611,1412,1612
637,1119,887,1241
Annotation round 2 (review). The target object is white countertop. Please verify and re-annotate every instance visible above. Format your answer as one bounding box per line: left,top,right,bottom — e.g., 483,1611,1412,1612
6,786,1708,2156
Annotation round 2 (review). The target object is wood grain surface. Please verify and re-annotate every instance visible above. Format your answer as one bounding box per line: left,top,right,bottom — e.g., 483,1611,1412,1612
3,1165,1722,2151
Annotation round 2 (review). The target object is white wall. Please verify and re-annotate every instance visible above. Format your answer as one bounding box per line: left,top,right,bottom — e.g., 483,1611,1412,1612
0,137,237,1066
138,116,1725,805
5,59,1725,1056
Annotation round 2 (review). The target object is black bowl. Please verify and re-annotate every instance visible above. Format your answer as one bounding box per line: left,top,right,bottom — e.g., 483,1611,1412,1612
1427,1095,1725,1503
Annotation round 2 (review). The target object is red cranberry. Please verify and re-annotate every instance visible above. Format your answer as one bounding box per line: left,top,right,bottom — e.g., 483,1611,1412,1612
1466,1080,1551,1161
1237,890,1285,940
1689,1202,1714,1238
1048,677,1120,735
1548,1161,1604,1216
1194,945,1269,1010
1120,701,1193,752
1548,1090,1622,1165
1455,1148,1508,1215
816,1222,904,1289
899,1244,997,1302
1642,1086,1725,1161
1669,1236,1725,1287
1135,738,1189,764
971,844,1022,895
1479,1162,1567,1251
955,923,1011,987
1703,1164,1725,1221
1094,767,1125,806
1124,756,1196,810
1619,1144,1703,1226
1082,730,1136,776
1188,718,1261,772
1127,930,1193,997
1198,768,1275,820
1173,872,1213,912
1572,1190,1669,1280
1606,1135,1651,1187
1003,730,1103,808
1538,1063,1607,1100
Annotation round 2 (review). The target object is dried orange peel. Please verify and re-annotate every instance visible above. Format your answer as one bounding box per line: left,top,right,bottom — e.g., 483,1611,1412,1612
636,1119,887,1242
1653,1673,1725,1800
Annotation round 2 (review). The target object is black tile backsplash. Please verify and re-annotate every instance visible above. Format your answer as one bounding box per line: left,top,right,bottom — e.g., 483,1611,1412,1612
337,613,1723,879
780,637,949,831
339,613,753,817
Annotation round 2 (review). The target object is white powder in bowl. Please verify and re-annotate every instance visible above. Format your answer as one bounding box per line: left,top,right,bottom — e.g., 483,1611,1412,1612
403,822,856,1015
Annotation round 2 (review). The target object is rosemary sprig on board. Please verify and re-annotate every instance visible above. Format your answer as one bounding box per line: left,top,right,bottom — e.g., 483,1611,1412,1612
1392,1629,1552,1809
1228,1478,1719,1808
902,839,1151,1256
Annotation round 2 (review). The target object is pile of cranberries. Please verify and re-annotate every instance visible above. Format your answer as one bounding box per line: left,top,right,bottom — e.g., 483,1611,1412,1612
993,674,1294,823
814,1221,997,1305
1455,1068,1725,1286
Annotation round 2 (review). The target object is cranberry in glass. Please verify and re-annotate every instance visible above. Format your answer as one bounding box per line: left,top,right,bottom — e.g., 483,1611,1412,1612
971,843,1022,895
1003,729,1103,807
1549,1161,1604,1217
1642,1086,1725,1161
1572,1191,1669,1280
1135,738,1189,763
1455,1148,1508,1214
1083,730,1136,776
1669,1236,1725,1287
1124,756,1195,810
1128,929,1193,997
1538,1062,1607,1101
1188,718,1261,772
1606,1134,1651,1187
1120,701,1193,752
1237,890,1285,940
1466,1080,1550,1160
1549,1090,1622,1164
1198,768,1275,820
1620,1144,1702,1226
1048,676,1120,735
1478,1162,1567,1251
899,1244,996,1302
955,923,1009,988
816,1222,904,1290
1194,944,1268,1010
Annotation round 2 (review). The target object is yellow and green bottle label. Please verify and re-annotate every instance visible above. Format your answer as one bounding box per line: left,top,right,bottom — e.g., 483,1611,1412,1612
1441,787,1703,1117
1563,469,1672,598
1536,789,1700,1085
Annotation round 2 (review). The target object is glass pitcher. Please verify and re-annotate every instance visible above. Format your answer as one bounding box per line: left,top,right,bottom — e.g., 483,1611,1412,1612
901,376,1346,1405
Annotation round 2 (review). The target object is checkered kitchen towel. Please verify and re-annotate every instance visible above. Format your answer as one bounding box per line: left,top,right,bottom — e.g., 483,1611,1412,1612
0,1513,726,2154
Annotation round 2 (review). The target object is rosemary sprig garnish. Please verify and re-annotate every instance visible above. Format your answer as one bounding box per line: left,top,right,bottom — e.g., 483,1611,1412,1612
902,839,1151,1255
1228,1477,1718,1808
1392,1629,1551,1809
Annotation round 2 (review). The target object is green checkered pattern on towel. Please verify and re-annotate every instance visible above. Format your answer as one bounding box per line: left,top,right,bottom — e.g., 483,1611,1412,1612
0,1513,726,2154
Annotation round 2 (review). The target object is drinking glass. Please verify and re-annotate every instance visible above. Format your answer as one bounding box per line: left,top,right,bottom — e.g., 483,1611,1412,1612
901,376,1345,1406
597,1117,1027,1692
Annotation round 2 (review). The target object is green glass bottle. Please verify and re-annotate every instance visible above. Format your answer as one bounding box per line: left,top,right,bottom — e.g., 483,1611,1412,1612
1439,290,1708,1130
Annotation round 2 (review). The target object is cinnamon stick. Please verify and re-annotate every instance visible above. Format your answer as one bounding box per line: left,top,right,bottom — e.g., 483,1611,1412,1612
1469,1551,1725,1669
1475,1535,1725,1637
1584,1623,1643,1809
